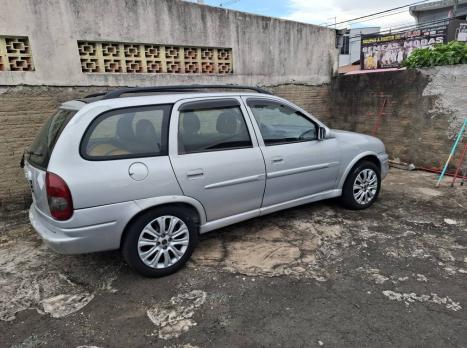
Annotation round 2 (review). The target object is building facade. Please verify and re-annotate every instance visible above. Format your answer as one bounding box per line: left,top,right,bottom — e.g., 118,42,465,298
339,27,380,67
410,0,467,23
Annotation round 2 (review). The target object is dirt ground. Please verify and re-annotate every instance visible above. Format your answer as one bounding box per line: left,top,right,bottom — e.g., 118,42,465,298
1,168,466,348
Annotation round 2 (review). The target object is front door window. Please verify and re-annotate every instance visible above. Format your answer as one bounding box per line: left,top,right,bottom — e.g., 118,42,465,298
247,100,317,145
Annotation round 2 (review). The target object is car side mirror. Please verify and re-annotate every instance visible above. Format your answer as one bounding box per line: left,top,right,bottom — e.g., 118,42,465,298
318,126,326,140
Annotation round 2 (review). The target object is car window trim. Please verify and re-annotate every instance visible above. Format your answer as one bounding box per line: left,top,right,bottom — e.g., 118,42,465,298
178,98,240,112
80,104,173,162
264,138,319,146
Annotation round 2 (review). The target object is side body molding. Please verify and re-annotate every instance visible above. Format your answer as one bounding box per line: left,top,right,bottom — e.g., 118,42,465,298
267,162,339,179
204,174,265,189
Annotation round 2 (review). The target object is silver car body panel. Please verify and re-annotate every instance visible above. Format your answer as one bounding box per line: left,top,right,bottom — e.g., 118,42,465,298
241,95,339,207
25,92,389,254
29,198,140,253
169,96,266,222
199,189,343,233
134,195,207,225
24,162,50,216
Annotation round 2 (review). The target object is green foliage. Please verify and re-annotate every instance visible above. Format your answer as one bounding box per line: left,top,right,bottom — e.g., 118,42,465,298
402,41,467,68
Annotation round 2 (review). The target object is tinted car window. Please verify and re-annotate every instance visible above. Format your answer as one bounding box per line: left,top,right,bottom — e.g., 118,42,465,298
247,100,317,145
28,109,77,169
178,104,252,154
82,104,171,160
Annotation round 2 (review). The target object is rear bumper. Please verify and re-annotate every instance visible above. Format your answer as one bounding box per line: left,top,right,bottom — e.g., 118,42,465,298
29,201,140,254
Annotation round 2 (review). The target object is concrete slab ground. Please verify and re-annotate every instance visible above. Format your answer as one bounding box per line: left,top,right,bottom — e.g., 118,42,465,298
1,169,466,347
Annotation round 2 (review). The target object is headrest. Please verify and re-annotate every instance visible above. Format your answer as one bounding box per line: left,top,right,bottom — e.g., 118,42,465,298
135,119,157,144
116,115,134,141
216,110,239,135
182,112,200,135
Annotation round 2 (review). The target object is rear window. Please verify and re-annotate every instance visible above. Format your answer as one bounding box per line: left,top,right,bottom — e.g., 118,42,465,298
27,109,77,169
81,104,171,160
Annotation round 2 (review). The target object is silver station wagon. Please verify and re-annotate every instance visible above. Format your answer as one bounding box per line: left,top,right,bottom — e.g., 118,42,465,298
23,85,389,277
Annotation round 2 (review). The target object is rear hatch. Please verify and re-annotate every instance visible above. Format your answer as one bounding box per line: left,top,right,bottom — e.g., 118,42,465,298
23,108,77,215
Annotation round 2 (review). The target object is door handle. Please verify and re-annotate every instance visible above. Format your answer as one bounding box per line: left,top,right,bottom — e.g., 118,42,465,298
271,156,284,164
187,169,204,178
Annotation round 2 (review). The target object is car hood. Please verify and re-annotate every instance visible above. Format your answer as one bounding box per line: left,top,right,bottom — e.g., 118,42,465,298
331,129,386,154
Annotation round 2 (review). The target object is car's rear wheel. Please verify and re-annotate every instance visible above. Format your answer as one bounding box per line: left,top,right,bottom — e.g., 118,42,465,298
341,161,381,210
122,207,198,277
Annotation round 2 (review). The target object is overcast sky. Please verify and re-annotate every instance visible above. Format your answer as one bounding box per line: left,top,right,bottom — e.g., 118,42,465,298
193,0,418,30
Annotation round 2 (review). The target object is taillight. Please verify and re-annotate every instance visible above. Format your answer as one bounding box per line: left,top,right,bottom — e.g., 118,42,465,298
46,172,73,220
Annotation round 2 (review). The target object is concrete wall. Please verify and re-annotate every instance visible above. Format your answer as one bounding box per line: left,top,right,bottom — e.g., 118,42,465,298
0,0,338,86
327,66,467,170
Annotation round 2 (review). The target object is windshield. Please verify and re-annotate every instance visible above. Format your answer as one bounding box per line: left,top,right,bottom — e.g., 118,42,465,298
27,109,77,169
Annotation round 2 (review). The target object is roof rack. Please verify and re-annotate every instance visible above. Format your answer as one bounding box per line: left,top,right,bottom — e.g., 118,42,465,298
83,84,272,100
83,92,108,99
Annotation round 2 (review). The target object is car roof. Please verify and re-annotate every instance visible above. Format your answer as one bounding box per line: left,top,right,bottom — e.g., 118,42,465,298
61,92,278,111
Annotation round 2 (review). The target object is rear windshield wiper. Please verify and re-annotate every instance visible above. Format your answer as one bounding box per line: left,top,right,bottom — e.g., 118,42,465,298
25,150,43,156
20,150,43,168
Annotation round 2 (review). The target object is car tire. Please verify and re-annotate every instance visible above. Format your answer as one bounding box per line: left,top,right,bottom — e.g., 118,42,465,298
341,161,381,210
122,206,198,277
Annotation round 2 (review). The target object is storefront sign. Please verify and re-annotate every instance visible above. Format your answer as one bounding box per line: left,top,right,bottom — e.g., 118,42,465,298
360,24,448,70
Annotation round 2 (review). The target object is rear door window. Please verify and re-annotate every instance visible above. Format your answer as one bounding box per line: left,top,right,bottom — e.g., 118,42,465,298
27,109,77,169
178,99,252,154
81,104,171,160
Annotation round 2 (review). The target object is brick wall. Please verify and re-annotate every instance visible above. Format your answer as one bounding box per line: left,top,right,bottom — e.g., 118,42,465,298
271,84,332,121
275,70,465,175
0,84,331,223
326,69,464,171
0,86,111,224
0,74,464,221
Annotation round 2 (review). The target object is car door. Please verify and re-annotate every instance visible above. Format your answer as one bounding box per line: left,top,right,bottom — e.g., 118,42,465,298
169,97,266,222
243,97,340,208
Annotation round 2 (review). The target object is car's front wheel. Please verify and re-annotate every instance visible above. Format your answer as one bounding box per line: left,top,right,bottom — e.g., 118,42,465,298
341,161,381,210
122,207,198,277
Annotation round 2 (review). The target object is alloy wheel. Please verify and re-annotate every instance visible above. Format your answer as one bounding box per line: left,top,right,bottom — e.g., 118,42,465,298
353,168,378,205
137,215,190,269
